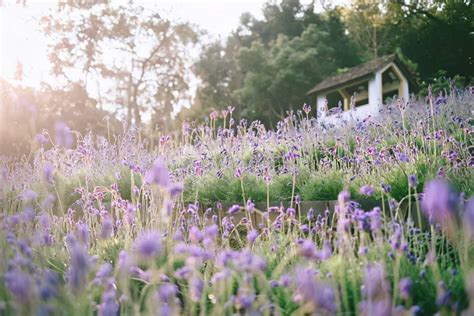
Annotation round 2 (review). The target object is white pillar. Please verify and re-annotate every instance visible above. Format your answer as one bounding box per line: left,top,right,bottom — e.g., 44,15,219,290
316,94,327,119
368,72,382,111
400,78,409,101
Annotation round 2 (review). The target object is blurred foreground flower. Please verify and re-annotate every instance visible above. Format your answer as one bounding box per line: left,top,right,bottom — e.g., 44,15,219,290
464,197,474,240
293,268,337,315
359,264,391,316
359,185,375,196
146,157,170,187
55,121,73,148
421,179,459,238
133,231,162,260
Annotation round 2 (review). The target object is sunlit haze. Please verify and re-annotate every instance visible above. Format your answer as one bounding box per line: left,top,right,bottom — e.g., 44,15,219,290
1,0,339,86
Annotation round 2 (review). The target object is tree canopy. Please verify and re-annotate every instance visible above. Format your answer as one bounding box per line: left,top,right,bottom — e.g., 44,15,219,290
41,3,197,129
189,0,472,127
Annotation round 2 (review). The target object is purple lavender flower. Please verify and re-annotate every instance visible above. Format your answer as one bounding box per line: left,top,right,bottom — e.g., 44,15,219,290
211,268,232,284
435,166,445,178
236,250,267,274
300,224,309,233
204,224,219,240
157,283,178,304
76,222,90,245
358,246,368,255
228,204,241,215
133,231,162,260
145,157,170,187
246,199,255,212
35,133,49,145
4,268,31,303
389,199,398,212
168,183,183,198
98,283,119,316
21,189,37,202
189,276,203,302
421,179,458,225
189,226,204,243
397,153,410,163
247,229,258,245
295,195,301,205
173,229,184,241
338,190,350,205
369,207,382,232
234,168,242,178
462,196,474,239
381,182,392,194
287,207,296,218
436,281,452,307
279,274,291,287
293,268,337,314
359,185,375,196
67,235,90,293
54,121,73,148
124,203,136,226
39,270,59,300
235,292,255,310
315,241,332,260
408,174,417,188
94,263,113,284
43,163,54,184
99,217,113,239
299,240,317,259
41,194,56,209
129,267,151,281
359,264,391,316
399,278,412,300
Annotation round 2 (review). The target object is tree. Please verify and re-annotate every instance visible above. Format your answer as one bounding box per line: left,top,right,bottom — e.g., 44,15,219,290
192,36,243,118
191,0,360,126
343,0,390,60
234,24,338,126
238,0,306,46
384,0,473,81
41,4,197,129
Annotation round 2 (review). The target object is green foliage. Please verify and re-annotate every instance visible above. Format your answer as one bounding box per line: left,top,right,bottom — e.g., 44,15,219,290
419,70,469,97
383,168,409,201
184,174,269,203
384,0,473,82
269,174,294,202
299,171,344,201
234,25,339,126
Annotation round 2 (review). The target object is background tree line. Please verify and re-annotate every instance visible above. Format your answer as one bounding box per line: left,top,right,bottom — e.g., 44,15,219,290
1,0,472,155
185,0,472,125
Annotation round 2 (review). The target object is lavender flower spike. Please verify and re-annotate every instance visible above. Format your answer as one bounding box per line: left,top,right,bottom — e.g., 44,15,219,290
133,231,162,260
146,157,170,187
359,185,375,196
421,179,458,225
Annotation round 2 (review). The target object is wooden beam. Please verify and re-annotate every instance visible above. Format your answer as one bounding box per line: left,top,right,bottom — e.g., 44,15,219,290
339,89,350,111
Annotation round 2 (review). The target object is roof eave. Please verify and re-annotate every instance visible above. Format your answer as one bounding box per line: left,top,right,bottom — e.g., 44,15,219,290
306,73,374,96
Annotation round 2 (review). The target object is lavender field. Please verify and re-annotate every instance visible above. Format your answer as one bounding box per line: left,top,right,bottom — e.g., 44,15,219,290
1,91,473,315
